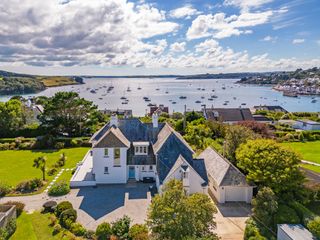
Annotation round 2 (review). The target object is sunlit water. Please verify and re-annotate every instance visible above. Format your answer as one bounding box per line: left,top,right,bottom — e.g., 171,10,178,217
0,78,319,116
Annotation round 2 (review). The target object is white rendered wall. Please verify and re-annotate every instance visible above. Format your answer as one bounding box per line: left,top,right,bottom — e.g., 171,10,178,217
92,147,128,184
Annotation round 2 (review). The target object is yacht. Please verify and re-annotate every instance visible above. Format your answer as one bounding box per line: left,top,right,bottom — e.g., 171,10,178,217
179,96,187,99
195,100,201,103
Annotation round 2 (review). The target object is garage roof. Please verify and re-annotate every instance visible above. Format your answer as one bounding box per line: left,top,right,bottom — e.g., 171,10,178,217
198,147,251,187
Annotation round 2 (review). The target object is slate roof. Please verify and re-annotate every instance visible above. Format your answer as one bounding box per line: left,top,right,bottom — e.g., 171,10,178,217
253,114,272,122
93,127,130,148
254,105,288,113
204,108,254,122
198,147,250,187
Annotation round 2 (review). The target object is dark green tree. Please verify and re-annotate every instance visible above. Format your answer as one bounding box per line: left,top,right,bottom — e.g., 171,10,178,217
39,92,100,136
236,139,305,195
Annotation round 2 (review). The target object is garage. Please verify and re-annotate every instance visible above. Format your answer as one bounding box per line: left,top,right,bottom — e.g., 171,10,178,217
225,187,247,202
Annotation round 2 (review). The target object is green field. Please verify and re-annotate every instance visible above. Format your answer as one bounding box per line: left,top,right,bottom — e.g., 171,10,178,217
0,148,89,188
10,212,65,240
281,141,320,164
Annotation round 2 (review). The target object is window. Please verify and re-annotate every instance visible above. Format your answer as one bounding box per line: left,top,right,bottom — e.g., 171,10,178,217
104,167,109,174
149,165,153,171
134,145,148,155
104,148,109,157
114,148,121,166
183,172,188,179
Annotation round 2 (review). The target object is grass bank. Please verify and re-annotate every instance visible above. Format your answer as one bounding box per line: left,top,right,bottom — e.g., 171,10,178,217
281,141,320,164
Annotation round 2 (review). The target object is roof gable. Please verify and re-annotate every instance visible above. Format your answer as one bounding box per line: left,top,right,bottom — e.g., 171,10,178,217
93,127,130,148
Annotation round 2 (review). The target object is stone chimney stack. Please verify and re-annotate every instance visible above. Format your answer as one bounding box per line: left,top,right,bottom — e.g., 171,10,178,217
110,114,118,127
152,112,159,128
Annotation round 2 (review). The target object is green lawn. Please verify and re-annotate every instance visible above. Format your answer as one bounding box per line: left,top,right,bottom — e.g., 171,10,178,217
281,141,320,164
10,212,65,240
0,148,89,188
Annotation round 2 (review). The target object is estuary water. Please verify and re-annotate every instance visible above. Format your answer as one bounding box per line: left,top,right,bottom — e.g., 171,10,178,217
0,77,319,116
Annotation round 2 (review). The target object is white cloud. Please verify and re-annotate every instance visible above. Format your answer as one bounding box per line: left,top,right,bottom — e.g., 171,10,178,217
170,42,186,52
169,5,201,19
186,11,272,40
261,35,277,43
292,39,305,44
224,0,273,12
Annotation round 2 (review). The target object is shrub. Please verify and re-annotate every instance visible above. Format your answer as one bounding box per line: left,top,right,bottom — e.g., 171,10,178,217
96,222,112,240
54,142,65,149
59,208,77,228
43,201,57,213
3,201,25,217
128,224,149,240
84,230,96,240
307,217,320,238
15,178,43,192
70,223,86,236
55,201,73,217
53,224,62,235
30,178,43,189
47,168,58,176
48,181,70,196
244,218,268,240
49,215,58,226
0,181,11,197
112,215,131,239
274,205,300,225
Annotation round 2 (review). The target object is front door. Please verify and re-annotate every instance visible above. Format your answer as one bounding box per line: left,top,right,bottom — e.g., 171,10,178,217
129,166,135,179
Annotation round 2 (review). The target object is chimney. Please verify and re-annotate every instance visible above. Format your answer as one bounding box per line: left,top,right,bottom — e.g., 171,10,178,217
110,114,118,127
152,112,158,128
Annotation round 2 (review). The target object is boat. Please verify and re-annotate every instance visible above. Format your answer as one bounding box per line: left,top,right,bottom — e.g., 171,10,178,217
120,96,126,100
137,86,142,90
179,96,187,99
145,98,151,102
201,88,205,91
241,103,246,105
211,95,218,98
208,98,213,101
212,89,215,92
165,91,169,94
222,86,226,90
90,89,96,94
147,103,155,107
311,99,317,103
233,97,237,100
195,100,201,103
283,91,298,97
223,102,228,105
197,87,201,90
172,101,177,104
99,97,103,100
201,96,205,99
127,87,131,92
156,88,160,91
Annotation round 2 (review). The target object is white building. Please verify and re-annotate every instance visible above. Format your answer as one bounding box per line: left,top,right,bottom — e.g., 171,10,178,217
71,114,252,203
294,119,320,131
277,224,317,240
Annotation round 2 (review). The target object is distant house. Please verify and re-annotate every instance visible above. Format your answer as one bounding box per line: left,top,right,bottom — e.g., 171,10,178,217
198,147,253,203
203,108,254,124
100,109,132,118
277,224,317,240
254,105,288,113
149,104,169,116
71,113,208,195
294,119,320,131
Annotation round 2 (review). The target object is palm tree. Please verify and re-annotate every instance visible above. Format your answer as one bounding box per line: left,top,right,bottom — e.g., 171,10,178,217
33,156,47,181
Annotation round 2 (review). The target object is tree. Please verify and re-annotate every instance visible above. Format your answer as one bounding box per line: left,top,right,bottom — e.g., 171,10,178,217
237,121,271,138
58,152,67,166
252,187,278,226
147,180,218,240
0,99,27,137
39,92,100,137
224,125,255,162
33,156,47,181
236,139,305,195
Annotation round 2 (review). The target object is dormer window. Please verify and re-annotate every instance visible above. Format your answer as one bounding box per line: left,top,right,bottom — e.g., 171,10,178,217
133,142,149,155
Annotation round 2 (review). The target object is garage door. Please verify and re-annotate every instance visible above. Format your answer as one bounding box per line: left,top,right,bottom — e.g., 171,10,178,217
225,187,246,202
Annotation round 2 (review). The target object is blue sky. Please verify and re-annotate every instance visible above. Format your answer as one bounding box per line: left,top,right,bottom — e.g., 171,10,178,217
0,0,319,75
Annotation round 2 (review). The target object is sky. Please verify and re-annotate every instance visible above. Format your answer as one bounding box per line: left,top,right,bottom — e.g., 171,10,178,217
0,0,320,76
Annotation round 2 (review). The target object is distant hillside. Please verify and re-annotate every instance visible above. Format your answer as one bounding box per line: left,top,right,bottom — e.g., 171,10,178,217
237,67,320,84
0,70,83,95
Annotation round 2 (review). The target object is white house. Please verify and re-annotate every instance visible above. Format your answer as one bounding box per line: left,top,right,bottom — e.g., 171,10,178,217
198,147,253,203
71,113,252,203
294,119,320,131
